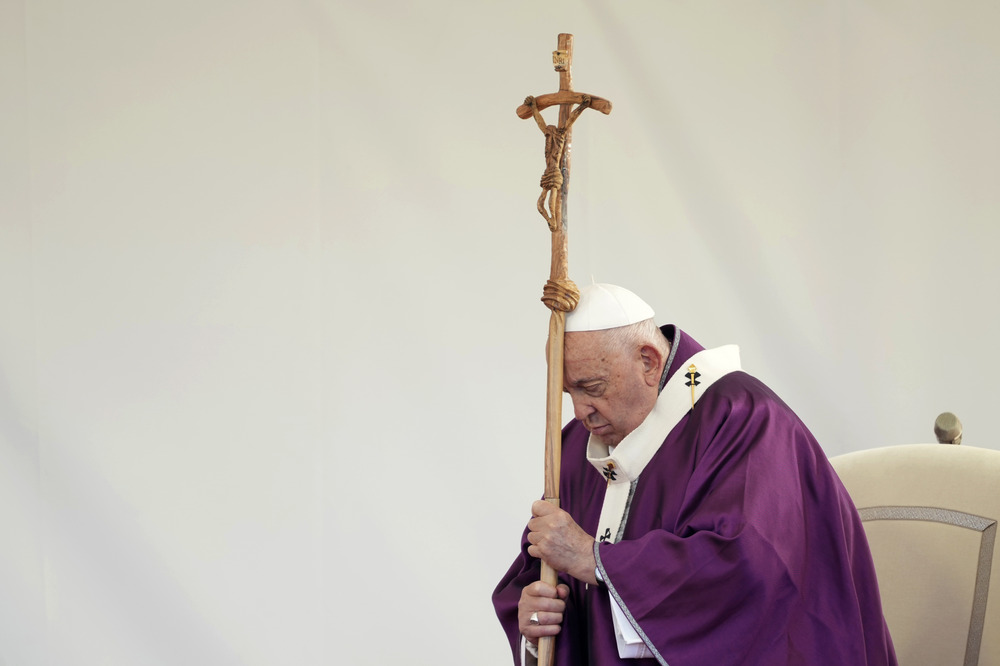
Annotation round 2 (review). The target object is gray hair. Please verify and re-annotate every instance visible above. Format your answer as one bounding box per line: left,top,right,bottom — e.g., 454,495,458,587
602,318,668,359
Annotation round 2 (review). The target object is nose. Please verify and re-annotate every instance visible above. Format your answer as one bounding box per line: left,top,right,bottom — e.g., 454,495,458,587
572,396,595,423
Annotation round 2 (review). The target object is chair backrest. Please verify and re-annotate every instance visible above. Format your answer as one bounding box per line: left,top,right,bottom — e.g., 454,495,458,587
830,444,1000,666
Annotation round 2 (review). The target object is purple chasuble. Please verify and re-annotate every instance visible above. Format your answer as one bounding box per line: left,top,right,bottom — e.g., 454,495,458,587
492,326,896,666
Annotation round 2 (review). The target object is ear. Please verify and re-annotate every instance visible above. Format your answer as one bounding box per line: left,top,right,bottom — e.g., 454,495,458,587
638,344,663,387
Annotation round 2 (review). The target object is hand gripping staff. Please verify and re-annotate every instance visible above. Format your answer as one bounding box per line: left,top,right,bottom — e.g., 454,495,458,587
515,33,611,666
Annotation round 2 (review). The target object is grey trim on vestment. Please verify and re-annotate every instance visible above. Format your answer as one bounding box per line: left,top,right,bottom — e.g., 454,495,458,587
658,327,680,394
593,541,671,666
615,480,638,543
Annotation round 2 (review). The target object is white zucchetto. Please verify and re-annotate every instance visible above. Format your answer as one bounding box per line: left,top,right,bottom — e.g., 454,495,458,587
565,283,656,332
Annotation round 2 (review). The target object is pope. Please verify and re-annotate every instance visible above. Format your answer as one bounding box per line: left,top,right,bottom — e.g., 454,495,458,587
493,283,896,665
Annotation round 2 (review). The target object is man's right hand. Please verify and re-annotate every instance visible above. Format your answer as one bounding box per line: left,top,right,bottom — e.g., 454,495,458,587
517,580,570,645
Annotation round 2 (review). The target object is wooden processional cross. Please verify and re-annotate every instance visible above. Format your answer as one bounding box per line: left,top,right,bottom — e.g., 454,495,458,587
515,33,611,666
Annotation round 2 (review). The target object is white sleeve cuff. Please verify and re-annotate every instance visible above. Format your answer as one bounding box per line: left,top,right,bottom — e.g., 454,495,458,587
519,635,539,665
608,592,654,658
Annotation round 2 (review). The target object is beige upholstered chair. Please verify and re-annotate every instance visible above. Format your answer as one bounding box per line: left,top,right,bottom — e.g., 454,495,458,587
831,444,1000,666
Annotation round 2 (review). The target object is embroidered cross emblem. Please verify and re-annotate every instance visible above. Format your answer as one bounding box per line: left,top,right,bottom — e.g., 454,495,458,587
685,364,701,408
599,528,612,542
602,463,617,482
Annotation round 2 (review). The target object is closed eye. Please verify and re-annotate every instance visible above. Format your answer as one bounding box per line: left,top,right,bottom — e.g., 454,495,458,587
564,378,607,397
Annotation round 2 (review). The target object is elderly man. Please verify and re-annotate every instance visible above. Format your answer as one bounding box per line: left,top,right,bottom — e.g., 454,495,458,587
493,284,896,665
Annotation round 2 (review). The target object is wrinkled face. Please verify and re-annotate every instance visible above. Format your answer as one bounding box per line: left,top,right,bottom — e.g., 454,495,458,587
562,330,659,447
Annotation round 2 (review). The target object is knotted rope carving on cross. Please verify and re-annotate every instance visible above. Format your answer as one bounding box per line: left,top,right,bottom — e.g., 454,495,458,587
514,33,611,666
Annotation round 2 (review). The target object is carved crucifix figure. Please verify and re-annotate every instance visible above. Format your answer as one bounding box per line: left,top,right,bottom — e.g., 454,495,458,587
525,93,593,231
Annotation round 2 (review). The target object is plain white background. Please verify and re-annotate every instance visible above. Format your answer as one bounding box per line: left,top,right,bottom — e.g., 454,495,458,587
2,1,998,664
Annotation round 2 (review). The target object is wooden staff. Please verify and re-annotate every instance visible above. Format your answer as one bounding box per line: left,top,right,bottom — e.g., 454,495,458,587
516,33,611,666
